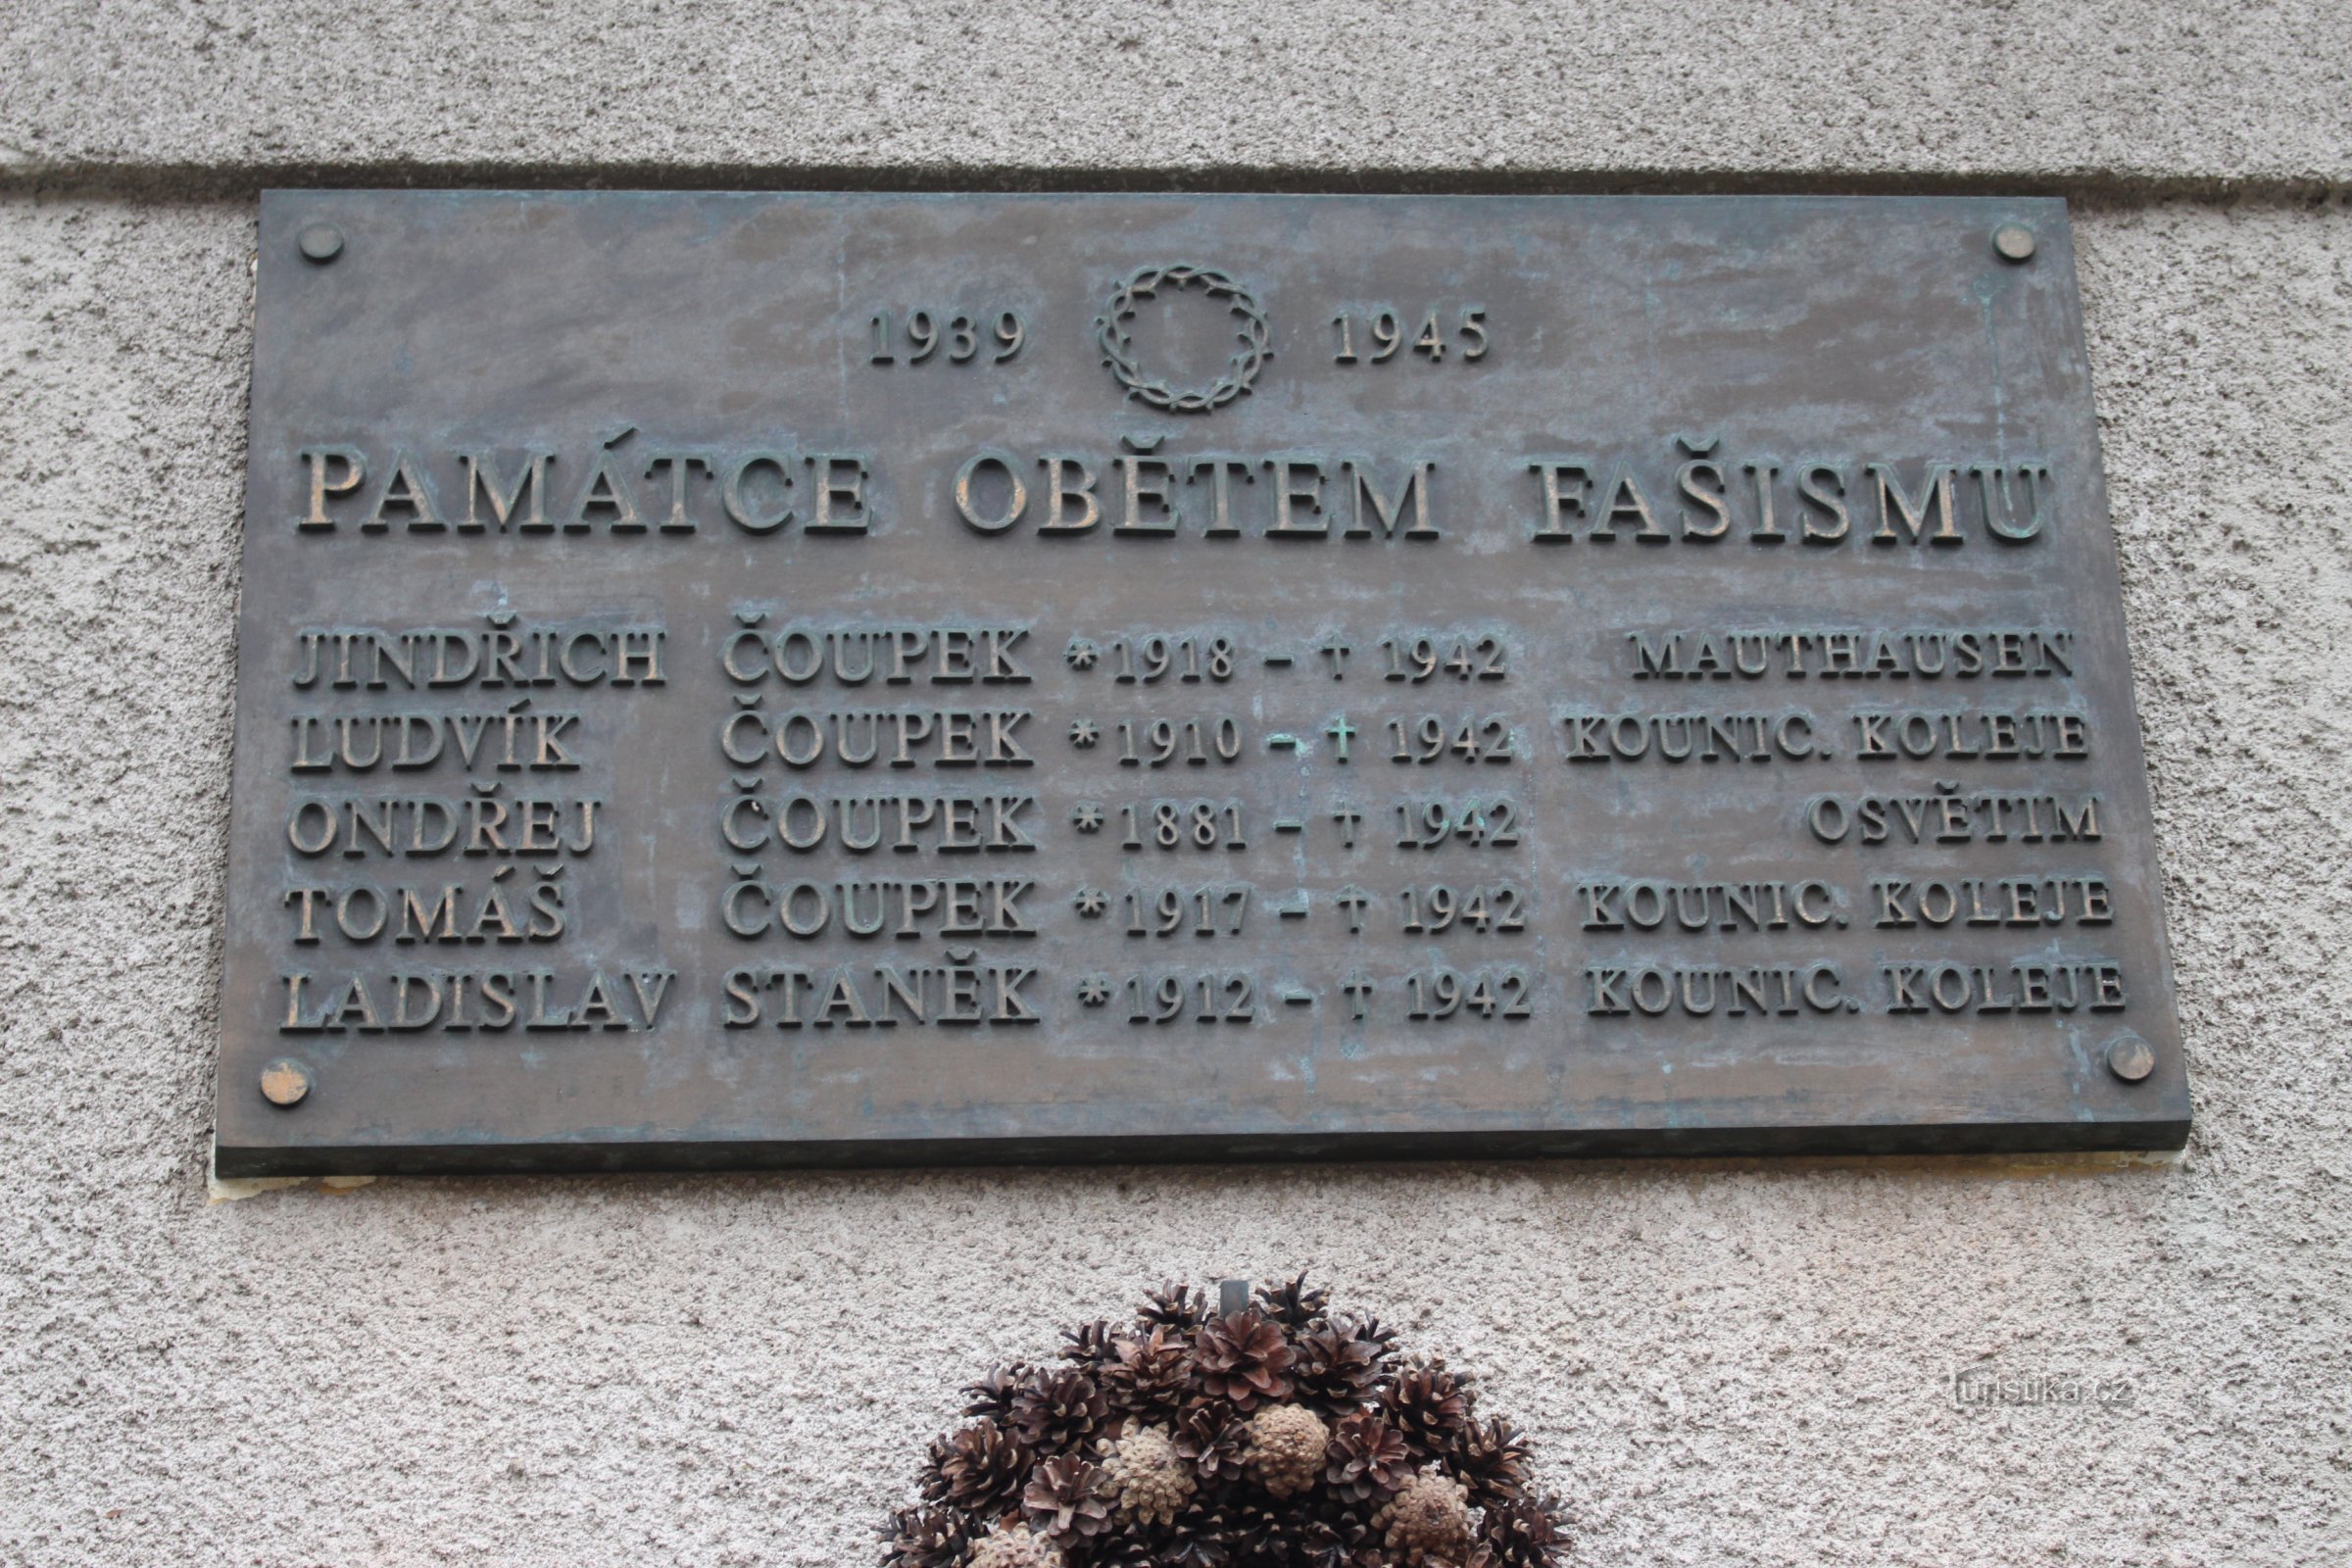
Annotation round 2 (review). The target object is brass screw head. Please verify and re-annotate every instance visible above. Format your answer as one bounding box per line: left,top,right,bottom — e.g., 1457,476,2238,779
2104,1034,2156,1083
297,222,345,264
1993,223,2036,263
259,1057,314,1106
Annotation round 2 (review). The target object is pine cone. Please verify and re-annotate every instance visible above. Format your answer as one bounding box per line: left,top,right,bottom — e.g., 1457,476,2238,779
1023,1454,1115,1543
1138,1281,1209,1334
1294,1321,1389,1414
1193,1310,1297,1410
1082,1535,1162,1568
1381,1360,1474,1457
1294,1514,1361,1568
1154,1501,1239,1568
1103,1325,1193,1418
923,1419,1029,1517
966,1523,1065,1568
965,1364,1033,1422
1223,1497,1368,1568
1012,1366,1109,1453
879,1504,967,1568
1482,1493,1571,1568
1243,1403,1330,1497
1213,1492,1302,1564
1062,1319,1123,1367
1374,1471,1476,1567
1445,1415,1532,1505
1171,1404,1251,1485
1325,1410,1415,1503
1098,1423,1196,1527
1254,1272,1331,1331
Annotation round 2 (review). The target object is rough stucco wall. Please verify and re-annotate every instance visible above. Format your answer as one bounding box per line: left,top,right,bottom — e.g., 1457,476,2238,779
2,4,2350,1564
2,191,2345,1568
2,1,2349,190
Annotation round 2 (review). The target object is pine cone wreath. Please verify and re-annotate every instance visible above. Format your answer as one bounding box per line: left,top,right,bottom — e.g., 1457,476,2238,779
880,1277,1571,1567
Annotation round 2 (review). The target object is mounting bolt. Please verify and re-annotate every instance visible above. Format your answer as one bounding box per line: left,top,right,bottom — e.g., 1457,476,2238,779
297,222,345,264
2104,1034,2156,1083
259,1057,314,1106
1992,223,2035,264
1218,1277,1250,1317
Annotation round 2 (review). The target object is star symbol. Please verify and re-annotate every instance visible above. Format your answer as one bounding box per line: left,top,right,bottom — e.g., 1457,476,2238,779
1076,976,1111,1006
1074,888,1108,917
1065,638,1099,670
1072,802,1105,833
1069,717,1101,748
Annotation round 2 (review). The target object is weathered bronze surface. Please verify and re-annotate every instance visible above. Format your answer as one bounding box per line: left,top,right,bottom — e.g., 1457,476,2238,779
215,190,2188,1175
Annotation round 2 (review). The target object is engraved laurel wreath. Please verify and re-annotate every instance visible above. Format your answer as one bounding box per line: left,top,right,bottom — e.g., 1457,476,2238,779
1094,263,1271,414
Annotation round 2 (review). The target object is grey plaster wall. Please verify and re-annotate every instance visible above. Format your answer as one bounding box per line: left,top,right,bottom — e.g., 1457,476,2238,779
2,5,2350,1565
5,0,2351,191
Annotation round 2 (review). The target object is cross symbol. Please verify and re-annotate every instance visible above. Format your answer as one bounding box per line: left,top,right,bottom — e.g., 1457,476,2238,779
1342,972,1375,1020
1324,714,1357,763
1318,636,1351,679
1330,806,1362,848
1334,886,1370,934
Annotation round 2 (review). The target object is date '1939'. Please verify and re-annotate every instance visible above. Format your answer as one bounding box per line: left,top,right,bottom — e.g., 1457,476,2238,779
868,309,1026,366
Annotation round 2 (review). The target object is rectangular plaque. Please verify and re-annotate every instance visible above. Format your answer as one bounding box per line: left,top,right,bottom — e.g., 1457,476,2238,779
216,190,2188,1174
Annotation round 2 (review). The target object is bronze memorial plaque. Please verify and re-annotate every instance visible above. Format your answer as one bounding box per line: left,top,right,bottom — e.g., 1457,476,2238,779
215,190,2188,1174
